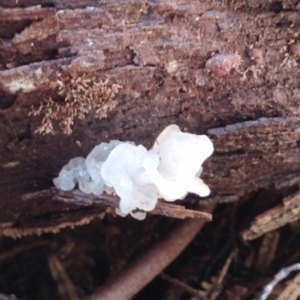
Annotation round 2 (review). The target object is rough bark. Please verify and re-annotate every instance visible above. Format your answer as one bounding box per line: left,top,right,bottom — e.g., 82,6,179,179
0,0,300,236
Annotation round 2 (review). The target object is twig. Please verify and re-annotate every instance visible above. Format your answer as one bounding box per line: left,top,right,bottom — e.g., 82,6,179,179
258,263,300,300
48,254,80,300
209,250,236,300
88,204,216,300
242,191,300,240
23,188,212,221
199,195,240,205
161,272,207,300
153,201,212,220
0,241,50,261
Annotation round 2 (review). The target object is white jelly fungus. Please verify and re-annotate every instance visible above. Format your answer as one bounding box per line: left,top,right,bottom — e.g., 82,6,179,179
149,125,214,201
53,125,214,220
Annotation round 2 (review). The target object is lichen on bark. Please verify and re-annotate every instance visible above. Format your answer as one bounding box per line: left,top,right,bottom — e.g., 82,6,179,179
29,73,122,135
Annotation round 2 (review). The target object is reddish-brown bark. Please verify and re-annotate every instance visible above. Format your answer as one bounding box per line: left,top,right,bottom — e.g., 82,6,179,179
0,0,299,235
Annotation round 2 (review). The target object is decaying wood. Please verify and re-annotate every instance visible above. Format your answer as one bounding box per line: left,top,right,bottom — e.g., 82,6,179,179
207,117,300,195
2,1,300,299
0,187,211,238
0,0,300,232
0,6,55,22
88,204,215,300
23,188,213,220
243,191,300,240
255,231,280,271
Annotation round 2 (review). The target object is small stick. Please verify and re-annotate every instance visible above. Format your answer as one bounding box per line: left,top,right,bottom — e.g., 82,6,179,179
23,188,212,221
209,250,236,300
242,192,300,240
0,241,49,262
88,204,216,300
48,254,80,300
258,263,300,300
161,272,207,300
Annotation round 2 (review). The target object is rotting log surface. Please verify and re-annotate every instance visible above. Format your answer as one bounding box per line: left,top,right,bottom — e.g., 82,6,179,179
0,0,300,235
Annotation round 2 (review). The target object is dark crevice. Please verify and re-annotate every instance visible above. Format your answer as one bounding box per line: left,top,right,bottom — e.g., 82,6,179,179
1,35,73,68
17,126,32,143
104,48,136,69
276,20,293,27
269,1,283,13
41,2,56,8
0,20,33,39
0,89,17,110
126,47,137,65
211,149,247,156
164,13,176,23
15,49,59,67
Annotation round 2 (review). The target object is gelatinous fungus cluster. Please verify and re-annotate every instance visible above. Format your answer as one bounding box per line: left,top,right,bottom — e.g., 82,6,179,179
54,125,214,220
